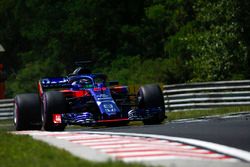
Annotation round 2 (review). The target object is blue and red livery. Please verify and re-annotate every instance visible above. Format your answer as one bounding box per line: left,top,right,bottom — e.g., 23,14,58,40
14,63,166,131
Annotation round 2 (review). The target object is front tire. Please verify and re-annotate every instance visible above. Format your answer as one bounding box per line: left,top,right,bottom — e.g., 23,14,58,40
14,93,42,130
138,84,165,125
42,91,67,131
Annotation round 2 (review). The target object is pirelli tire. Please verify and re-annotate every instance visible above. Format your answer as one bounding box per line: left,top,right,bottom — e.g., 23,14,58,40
14,93,42,131
138,84,165,125
42,91,67,131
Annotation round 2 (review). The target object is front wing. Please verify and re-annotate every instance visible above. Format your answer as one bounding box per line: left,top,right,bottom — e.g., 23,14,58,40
60,107,164,126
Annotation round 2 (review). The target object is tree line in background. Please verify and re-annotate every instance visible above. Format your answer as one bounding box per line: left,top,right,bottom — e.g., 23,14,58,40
0,0,249,97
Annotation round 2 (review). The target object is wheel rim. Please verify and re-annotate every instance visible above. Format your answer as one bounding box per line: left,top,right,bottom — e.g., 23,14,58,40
41,99,46,127
41,110,44,123
13,103,17,125
137,89,143,107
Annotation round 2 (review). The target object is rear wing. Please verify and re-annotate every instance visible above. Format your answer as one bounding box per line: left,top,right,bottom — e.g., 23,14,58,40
38,77,71,95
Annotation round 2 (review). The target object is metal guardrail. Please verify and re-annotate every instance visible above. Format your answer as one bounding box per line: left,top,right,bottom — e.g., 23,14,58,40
1,80,250,120
164,80,250,112
0,99,14,120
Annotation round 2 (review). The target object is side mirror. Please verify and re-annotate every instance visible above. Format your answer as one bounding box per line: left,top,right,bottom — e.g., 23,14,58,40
109,81,119,86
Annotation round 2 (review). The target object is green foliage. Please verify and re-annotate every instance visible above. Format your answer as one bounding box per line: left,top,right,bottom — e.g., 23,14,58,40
146,4,165,21
102,56,166,85
0,0,249,97
185,0,248,81
7,57,65,95
101,55,189,85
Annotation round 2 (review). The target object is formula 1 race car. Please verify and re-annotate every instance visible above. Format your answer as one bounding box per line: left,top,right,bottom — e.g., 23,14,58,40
14,62,166,131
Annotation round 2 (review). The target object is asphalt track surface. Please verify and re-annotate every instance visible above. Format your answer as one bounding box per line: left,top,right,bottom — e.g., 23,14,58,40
71,114,250,152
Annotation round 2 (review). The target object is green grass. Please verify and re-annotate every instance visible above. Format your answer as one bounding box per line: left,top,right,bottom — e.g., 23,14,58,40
167,106,250,121
0,119,13,124
0,130,146,167
0,120,13,131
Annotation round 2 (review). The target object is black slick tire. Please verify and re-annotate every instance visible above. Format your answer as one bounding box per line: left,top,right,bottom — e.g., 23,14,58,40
14,93,42,130
138,84,165,125
42,91,66,131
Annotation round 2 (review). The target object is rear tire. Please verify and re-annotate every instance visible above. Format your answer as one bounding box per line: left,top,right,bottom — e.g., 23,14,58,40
42,91,66,131
14,94,42,131
138,84,165,125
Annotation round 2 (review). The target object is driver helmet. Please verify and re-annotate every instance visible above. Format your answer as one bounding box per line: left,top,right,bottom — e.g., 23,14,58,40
72,78,91,88
78,78,91,85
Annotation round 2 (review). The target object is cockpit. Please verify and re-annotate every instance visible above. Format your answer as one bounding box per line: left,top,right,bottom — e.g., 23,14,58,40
72,77,94,89
70,74,107,89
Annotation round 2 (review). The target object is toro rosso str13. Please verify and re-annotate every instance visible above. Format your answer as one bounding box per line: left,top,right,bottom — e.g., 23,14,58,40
14,64,166,131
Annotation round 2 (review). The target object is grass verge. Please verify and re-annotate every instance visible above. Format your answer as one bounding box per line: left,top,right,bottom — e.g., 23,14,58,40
0,130,146,167
0,119,13,131
167,106,250,121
